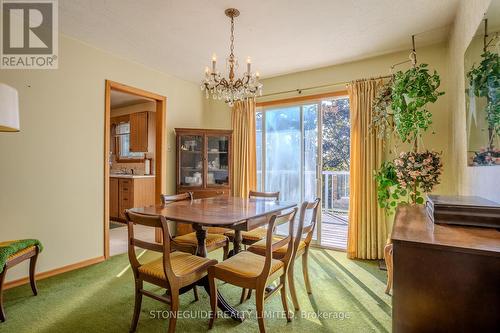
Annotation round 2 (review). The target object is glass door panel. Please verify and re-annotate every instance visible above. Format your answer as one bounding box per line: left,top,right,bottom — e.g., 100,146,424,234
264,106,301,203
206,135,230,187
179,135,203,187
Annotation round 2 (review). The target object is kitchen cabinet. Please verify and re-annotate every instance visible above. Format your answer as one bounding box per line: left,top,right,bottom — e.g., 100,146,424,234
129,112,148,152
109,178,119,218
109,176,155,221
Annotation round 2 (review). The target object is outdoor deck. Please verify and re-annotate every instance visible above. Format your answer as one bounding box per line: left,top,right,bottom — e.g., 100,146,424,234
320,211,348,250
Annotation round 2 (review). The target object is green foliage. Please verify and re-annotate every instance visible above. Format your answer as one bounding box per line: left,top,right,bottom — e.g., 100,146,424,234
371,80,394,140
374,162,407,213
391,64,445,143
466,50,500,138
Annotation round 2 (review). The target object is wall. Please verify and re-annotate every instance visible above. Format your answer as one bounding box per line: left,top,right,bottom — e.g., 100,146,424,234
448,0,500,203
207,43,454,195
0,35,204,281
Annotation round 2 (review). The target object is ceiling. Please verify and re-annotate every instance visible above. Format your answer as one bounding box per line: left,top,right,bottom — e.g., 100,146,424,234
60,0,460,83
110,90,153,108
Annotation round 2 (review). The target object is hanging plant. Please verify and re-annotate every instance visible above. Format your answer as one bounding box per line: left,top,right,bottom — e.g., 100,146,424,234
371,79,394,140
374,161,408,212
393,150,443,204
391,64,445,143
466,50,500,142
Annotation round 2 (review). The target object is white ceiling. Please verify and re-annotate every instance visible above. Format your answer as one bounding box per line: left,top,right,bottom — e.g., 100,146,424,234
60,0,460,83
110,90,153,108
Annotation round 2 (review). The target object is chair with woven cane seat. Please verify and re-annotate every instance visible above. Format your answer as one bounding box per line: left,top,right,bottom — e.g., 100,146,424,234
224,191,280,246
0,240,41,322
160,193,230,260
247,198,321,311
125,210,217,333
208,208,298,333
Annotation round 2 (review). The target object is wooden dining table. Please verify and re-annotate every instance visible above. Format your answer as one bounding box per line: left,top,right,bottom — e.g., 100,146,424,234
130,196,297,321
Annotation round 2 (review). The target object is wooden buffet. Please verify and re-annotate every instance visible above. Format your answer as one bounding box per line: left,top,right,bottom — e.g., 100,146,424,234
391,204,500,333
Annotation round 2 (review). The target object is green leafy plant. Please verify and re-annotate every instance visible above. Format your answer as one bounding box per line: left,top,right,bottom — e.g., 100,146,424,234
375,162,404,212
371,79,394,140
391,64,444,143
466,50,500,148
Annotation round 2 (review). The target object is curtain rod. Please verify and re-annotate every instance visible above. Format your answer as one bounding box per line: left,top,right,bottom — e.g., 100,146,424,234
259,75,392,98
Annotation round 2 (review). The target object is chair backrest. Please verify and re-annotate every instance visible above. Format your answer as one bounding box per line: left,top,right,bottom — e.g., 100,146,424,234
259,207,297,279
160,192,193,205
296,198,321,248
124,210,177,285
249,190,280,200
160,192,193,236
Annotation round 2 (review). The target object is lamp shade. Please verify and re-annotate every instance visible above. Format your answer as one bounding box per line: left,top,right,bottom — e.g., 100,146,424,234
0,83,20,132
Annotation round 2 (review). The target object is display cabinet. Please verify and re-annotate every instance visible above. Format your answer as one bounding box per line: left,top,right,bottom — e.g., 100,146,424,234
175,128,232,198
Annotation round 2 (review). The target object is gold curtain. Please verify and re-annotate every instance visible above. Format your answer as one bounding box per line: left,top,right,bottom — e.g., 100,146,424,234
347,79,386,259
231,99,257,198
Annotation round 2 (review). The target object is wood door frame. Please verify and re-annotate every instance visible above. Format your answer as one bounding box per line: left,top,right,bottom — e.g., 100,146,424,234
104,80,166,259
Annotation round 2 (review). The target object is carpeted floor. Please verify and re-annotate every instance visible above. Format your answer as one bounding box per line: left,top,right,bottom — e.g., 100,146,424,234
1,248,391,332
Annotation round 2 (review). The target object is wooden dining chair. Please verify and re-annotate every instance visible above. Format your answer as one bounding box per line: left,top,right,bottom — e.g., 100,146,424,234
160,193,230,259
208,208,298,333
125,210,217,333
224,191,280,246
247,198,321,311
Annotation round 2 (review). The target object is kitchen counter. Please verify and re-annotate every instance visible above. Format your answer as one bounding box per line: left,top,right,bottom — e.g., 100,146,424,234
110,174,155,179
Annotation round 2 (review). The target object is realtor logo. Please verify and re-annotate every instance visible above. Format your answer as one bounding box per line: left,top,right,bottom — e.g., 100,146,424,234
1,0,58,69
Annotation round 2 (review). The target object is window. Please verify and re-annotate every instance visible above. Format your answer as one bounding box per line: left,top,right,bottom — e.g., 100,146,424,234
115,122,145,160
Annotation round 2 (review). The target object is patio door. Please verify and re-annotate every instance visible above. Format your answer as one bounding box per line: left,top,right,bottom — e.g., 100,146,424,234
256,95,350,249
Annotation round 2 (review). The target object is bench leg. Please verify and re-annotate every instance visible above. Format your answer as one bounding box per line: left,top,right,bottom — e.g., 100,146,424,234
0,266,6,322
29,252,39,296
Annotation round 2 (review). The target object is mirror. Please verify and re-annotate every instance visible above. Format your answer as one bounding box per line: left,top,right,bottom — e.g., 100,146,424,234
464,1,500,166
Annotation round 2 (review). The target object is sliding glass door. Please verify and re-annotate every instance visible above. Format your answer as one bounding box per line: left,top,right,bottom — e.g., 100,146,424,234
256,104,319,203
256,96,350,249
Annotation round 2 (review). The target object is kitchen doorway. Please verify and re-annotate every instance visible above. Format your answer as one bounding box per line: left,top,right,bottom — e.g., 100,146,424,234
104,81,166,258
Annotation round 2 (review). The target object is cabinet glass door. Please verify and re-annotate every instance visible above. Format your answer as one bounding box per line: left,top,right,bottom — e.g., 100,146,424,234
206,135,230,187
179,135,204,187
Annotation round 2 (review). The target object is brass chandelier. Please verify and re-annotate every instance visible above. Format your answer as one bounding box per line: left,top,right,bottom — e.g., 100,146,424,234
201,8,263,107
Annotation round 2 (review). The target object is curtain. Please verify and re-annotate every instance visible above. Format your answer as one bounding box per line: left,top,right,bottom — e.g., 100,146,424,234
347,79,386,259
231,98,257,198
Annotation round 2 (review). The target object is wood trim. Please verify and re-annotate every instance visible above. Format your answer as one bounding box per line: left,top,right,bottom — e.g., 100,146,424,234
104,80,167,257
4,256,105,290
106,80,165,101
256,90,348,108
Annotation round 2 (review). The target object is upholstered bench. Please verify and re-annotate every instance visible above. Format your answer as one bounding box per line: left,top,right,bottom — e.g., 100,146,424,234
0,239,42,322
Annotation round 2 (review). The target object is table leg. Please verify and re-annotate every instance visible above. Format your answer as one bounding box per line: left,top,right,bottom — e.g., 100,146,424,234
193,225,207,257
233,230,243,255
192,224,245,322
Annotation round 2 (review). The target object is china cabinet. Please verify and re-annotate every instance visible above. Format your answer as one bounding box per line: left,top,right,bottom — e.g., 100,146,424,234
175,128,232,199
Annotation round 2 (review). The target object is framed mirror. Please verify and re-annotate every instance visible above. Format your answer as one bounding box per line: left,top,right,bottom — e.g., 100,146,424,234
464,1,500,166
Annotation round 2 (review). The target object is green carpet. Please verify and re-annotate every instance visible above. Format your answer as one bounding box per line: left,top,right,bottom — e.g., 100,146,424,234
1,248,391,332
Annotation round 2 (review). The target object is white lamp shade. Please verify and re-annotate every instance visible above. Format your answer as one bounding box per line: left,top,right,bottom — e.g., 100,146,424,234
0,83,20,132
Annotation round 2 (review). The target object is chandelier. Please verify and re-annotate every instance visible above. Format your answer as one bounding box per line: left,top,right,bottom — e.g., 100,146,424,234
201,8,263,107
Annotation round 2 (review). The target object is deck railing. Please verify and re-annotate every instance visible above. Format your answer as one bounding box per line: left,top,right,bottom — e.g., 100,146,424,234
322,170,349,214
256,170,350,214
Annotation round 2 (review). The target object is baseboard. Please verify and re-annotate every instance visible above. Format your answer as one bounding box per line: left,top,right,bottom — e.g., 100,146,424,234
4,256,106,290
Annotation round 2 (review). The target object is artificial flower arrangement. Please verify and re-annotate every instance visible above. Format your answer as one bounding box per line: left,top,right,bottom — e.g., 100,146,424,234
372,62,445,211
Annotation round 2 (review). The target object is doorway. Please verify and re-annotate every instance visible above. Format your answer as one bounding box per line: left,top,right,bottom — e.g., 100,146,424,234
256,92,350,250
104,81,166,258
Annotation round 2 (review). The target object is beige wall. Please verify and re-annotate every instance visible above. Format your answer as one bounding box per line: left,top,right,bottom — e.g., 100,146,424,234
0,35,204,281
208,43,454,194
448,0,500,203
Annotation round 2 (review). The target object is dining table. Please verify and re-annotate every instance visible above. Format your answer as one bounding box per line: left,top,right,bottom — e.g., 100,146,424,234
130,196,297,321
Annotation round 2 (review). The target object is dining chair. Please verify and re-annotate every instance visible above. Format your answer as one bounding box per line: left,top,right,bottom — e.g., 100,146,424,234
246,198,321,310
160,193,230,259
224,191,280,246
208,208,298,333
125,210,217,333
